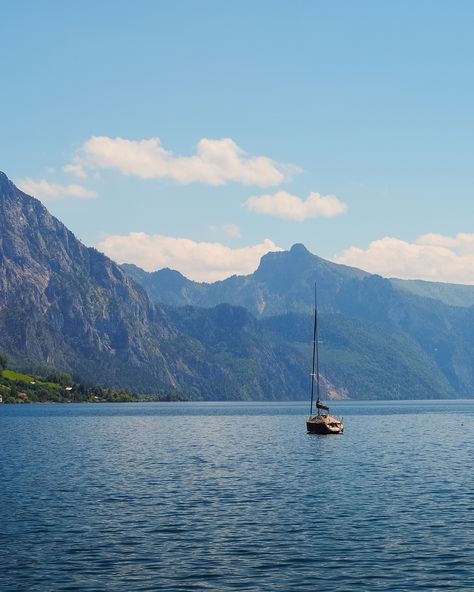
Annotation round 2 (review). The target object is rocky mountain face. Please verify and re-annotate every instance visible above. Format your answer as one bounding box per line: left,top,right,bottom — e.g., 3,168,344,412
123,244,370,317
0,172,309,398
0,170,468,400
0,172,178,391
125,243,474,317
125,244,474,398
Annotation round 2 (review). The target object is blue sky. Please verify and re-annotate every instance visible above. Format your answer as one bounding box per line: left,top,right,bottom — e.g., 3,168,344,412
1,1,474,282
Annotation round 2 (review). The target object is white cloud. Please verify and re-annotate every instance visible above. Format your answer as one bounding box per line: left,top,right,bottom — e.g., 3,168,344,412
222,224,241,238
67,136,300,187
334,233,474,284
243,190,347,221
18,178,97,201
62,163,87,178
98,233,282,282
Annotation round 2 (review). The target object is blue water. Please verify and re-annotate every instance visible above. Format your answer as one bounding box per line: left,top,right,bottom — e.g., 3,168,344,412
1,400,474,591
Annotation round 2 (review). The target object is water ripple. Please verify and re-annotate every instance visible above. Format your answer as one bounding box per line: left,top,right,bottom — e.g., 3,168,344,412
1,400,474,591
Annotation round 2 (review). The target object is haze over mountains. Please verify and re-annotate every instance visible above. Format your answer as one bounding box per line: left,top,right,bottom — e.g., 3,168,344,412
1,170,474,400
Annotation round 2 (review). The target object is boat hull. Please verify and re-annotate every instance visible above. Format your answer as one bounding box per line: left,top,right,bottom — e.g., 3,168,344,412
307,414,344,435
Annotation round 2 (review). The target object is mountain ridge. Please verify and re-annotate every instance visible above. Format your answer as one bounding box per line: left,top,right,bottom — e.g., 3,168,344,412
123,243,474,397
0,170,468,400
0,172,312,399
123,244,474,312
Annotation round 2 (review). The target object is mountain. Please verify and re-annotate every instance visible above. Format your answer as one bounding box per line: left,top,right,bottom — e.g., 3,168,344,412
122,264,210,308
0,170,467,400
124,243,474,316
124,244,474,397
123,244,370,316
0,171,177,392
0,172,312,399
390,278,474,308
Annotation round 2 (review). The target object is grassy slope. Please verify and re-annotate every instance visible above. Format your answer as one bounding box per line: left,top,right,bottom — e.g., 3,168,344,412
0,369,137,404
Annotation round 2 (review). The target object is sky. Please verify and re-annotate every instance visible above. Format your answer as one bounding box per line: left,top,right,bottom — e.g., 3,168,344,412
1,0,474,283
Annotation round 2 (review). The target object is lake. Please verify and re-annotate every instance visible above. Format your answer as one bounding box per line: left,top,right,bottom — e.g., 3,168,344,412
1,400,473,591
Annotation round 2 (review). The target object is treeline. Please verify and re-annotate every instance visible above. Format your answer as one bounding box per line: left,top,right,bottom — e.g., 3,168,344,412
0,354,137,404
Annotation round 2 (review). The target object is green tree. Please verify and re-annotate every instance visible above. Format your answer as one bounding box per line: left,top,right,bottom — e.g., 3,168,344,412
0,353,7,372
44,370,73,387
36,388,50,403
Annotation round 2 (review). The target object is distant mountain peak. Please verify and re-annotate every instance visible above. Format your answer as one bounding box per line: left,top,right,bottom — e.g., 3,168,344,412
254,242,318,282
157,267,187,279
289,243,311,255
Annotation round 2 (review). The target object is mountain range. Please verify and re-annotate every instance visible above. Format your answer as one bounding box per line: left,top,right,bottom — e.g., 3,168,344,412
124,247,474,399
1,170,473,400
0,172,307,399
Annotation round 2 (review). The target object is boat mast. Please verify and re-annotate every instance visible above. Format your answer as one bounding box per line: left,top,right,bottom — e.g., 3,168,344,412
309,283,319,416
315,283,321,414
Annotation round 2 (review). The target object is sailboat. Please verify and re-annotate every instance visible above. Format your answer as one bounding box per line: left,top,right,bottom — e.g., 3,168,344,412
306,284,344,435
